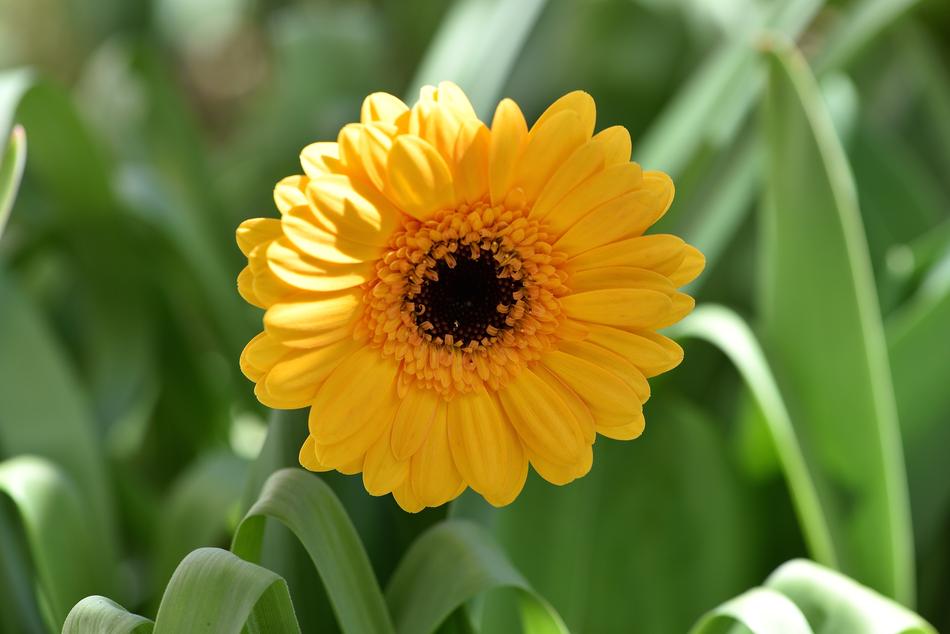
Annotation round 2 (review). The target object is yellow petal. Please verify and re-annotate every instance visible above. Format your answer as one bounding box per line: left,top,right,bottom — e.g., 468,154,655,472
307,173,399,243
237,218,283,257
385,135,455,219
591,126,631,165
391,388,443,460
543,162,643,236
361,92,409,124
308,346,398,446
436,81,478,120
559,340,650,403
282,205,385,264
237,266,264,308
568,266,676,295
528,443,592,486
452,120,491,204
560,288,672,329
532,366,595,443
532,90,596,140
657,292,695,328
540,350,644,430
410,101,463,166
554,173,674,256
264,289,361,347
566,234,687,275
668,244,705,287
410,404,465,507
447,388,527,507
299,436,333,472
489,98,527,205
300,143,341,180
530,141,607,221
513,110,588,203
240,332,288,382
585,324,684,378
393,481,425,513
274,175,309,214
315,394,395,471
263,337,359,408
249,242,296,306
496,369,588,466
597,410,645,440
267,238,373,292
357,122,397,191
363,425,409,496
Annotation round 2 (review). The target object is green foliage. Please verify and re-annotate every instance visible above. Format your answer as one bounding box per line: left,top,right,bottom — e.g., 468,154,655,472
0,0,947,632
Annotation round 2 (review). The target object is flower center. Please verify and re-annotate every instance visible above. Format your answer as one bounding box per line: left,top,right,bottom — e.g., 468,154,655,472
409,247,523,346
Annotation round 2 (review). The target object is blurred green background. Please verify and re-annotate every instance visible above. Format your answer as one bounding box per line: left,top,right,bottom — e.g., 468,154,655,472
1,0,949,632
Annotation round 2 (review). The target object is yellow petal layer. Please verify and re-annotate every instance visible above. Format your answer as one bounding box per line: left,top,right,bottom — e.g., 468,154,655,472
560,288,672,329
385,135,455,219
489,98,527,205
585,324,684,378
391,388,442,460
264,289,360,347
410,405,465,507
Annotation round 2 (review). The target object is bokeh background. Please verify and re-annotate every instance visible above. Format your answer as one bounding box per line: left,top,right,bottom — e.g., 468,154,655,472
0,0,948,632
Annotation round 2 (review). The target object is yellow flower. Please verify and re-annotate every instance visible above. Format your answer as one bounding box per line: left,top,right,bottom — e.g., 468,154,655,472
237,82,704,512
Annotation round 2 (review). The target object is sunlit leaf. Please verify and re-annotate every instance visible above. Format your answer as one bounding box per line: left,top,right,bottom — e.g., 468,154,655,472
385,520,567,634
761,39,913,602
152,548,299,633
0,124,26,239
62,596,154,634
232,468,395,634
689,587,812,634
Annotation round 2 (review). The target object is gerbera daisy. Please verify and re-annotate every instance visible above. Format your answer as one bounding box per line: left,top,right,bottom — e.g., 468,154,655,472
238,82,703,512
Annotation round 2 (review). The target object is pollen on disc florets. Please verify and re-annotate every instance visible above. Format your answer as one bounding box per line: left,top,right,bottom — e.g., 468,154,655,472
358,200,570,398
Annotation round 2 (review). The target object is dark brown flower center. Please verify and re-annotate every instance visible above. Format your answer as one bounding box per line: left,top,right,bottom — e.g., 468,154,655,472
409,248,523,346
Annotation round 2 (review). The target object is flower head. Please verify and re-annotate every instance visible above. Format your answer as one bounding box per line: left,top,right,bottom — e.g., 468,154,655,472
238,83,704,511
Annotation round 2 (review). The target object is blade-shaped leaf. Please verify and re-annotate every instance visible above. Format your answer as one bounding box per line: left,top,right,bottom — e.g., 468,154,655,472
0,124,26,239
62,596,154,634
406,0,548,118
385,520,567,634
760,40,913,602
670,305,837,568
0,457,115,631
152,548,299,634
689,587,813,634
765,560,936,634
232,468,395,634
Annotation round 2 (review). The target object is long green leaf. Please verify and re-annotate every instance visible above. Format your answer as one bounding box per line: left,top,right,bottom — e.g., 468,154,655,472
232,468,395,634
0,124,26,239
761,40,913,602
689,587,813,634
670,305,836,569
765,560,936,634
0,272,118,579
406,0,548,118
385,520,566,634
0,457,114,631
152,548,299,634
62,597,154,634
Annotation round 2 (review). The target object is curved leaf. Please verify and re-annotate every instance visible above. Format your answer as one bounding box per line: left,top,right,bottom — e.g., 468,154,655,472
689,587,813,634
62,596,153,634
0,457,115,631
765,560,936,634
152,548,299,634
231,468,394,634
670,305,837,568
761,39,913,603
385,520,567,634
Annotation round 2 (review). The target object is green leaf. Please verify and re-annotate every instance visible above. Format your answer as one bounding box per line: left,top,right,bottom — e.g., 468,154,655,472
152,451,248,600
406,0,548,118
0,272,118,578
760,40,913,602
0,124,26,239
232,468,395,634
814,0,926,74
62,596,154,634
670,305,837,569
764,560,936,634
689,587,813,634
0,457,115,631
152,548,299,634
385,520,567,634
